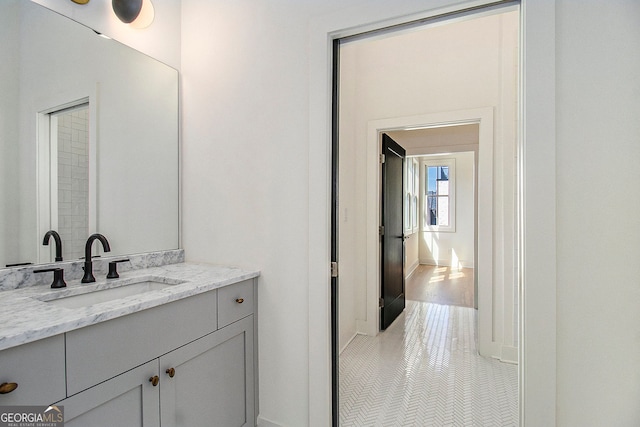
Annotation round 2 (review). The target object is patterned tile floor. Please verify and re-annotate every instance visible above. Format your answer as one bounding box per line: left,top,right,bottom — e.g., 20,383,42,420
339,301,517,426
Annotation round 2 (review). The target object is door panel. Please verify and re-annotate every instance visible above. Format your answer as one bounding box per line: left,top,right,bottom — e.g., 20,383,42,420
381,133,406,330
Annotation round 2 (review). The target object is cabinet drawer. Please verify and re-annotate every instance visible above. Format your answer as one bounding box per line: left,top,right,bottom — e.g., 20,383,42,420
66,290,217,396
218,279,254,328
0,335,66,405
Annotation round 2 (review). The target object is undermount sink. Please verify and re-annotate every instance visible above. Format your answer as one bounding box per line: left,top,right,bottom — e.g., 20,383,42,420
39,277,185,309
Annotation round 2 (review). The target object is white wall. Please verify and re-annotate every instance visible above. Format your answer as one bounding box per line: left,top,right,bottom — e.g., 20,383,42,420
180,3,522,424
419,152,475,268
337,40,360,351
337,10,518,358
180,1,356,425
405,231,420,276
555,0,640,425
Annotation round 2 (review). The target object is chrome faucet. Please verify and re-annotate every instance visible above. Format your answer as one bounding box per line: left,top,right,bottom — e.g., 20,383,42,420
81,233,111,283
43,230,63,262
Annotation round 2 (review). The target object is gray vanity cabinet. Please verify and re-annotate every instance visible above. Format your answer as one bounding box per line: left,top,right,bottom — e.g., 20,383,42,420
160,316,255,427
60,316,255,427
55,278,257,426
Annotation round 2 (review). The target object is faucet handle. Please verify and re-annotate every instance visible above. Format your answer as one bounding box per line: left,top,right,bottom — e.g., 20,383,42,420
34,268,67,289
107,259,130,279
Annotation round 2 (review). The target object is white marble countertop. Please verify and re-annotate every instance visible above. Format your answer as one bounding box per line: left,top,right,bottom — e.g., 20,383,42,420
0,262,259,351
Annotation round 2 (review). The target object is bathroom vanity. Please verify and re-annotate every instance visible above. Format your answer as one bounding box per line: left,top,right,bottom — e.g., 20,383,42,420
0,258,259,427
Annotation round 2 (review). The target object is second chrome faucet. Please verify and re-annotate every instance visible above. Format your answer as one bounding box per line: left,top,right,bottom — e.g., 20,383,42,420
81,233,111,283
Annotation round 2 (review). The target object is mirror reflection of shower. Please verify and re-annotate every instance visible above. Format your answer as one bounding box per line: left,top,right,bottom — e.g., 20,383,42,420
47,103,90,261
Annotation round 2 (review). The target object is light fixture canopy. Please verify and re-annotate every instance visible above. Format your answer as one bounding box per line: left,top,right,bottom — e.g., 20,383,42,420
112,0,143,24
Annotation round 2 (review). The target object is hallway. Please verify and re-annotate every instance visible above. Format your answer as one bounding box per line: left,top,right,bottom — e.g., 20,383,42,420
339,269,517,426
406,265,475,308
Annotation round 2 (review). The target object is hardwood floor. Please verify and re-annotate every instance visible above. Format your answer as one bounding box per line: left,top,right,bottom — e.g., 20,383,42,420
405,264,474,308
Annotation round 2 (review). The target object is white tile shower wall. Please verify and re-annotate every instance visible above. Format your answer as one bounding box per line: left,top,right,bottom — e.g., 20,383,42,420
56,106,89,260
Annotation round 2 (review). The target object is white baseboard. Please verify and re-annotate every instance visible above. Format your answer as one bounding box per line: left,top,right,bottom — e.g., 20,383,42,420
356,318,377,337
339,331,358,355
500,345,518,364
419,258,475,269
405,259,420,279
257,415,284,427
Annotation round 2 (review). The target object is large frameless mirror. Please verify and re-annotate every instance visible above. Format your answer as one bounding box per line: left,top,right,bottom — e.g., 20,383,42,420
0,0,179,268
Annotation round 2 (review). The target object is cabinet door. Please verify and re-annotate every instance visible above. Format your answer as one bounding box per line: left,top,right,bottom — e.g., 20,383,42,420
0,335,65,406
160,316,255,427
57,360,160,427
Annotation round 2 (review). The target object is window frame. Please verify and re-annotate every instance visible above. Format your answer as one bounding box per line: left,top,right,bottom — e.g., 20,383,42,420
404,157,420,235
422,158,456,233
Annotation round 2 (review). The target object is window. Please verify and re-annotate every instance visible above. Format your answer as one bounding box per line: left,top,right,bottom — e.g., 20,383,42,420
423,158,455,232
404,158,420,235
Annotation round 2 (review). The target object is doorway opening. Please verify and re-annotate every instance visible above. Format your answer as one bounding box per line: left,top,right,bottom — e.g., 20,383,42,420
333,4,519,425
404,147,477,310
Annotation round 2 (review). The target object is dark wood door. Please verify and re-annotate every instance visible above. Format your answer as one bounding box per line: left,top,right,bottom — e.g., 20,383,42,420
381,134,406,330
